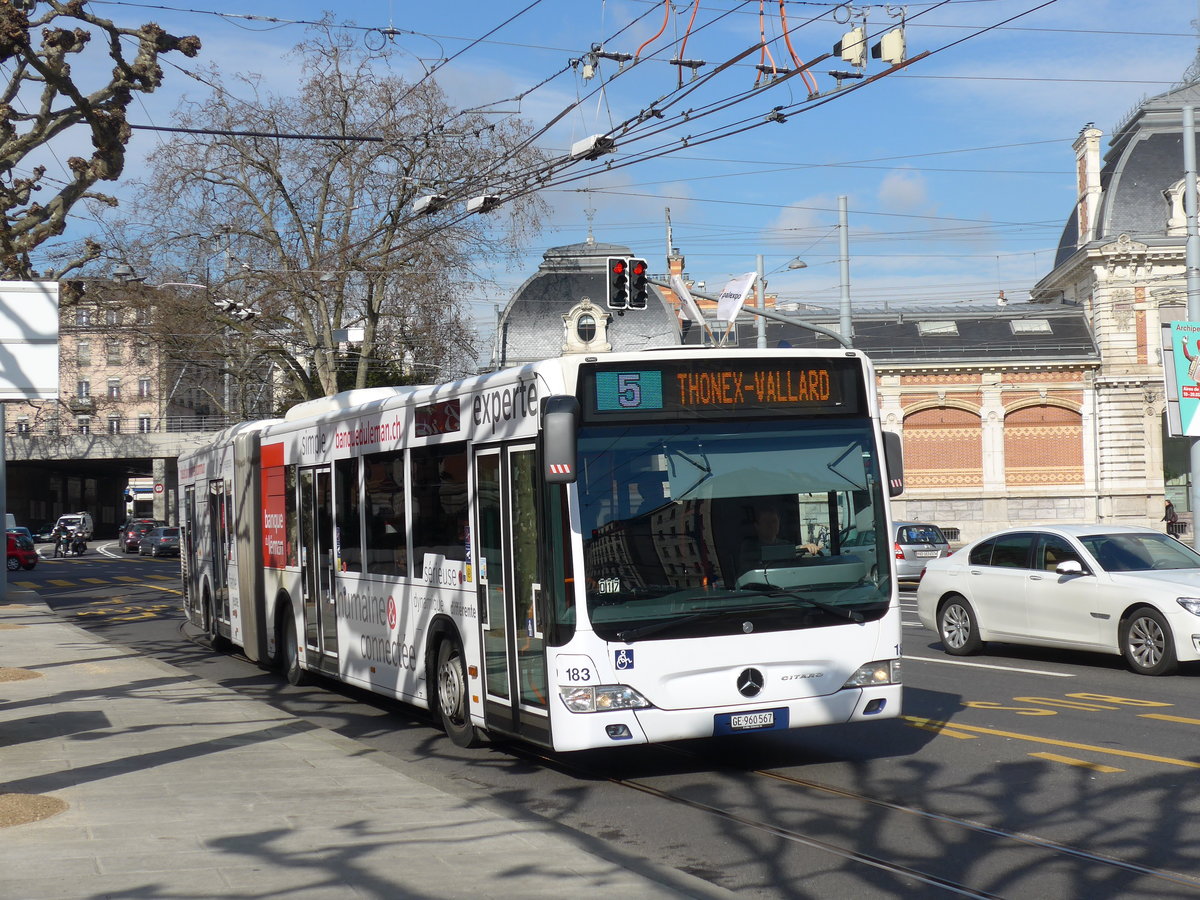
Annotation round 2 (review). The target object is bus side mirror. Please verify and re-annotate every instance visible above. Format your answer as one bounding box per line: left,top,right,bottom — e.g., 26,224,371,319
883,430,904,498
542,395,579,484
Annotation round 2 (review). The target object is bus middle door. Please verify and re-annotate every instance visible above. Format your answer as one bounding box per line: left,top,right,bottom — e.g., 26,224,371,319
298,465,339,674
474,444,550,744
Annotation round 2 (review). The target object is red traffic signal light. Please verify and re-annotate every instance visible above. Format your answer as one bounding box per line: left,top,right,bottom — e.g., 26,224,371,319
607,256,629,309
628,258,649,308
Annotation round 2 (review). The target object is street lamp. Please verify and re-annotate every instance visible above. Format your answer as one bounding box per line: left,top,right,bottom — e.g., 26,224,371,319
787,258,808,270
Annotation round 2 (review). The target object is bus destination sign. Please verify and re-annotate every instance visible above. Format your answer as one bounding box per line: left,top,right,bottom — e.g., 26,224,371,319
584,358,863,420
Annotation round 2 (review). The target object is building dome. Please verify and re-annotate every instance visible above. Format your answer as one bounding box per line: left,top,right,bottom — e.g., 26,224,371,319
1055,81,1200,267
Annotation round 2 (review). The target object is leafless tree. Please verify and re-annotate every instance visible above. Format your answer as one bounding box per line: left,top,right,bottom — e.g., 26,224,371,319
0,0,199,279
119,25,547,406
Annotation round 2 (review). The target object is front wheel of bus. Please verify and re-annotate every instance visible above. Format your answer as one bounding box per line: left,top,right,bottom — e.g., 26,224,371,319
436,638,478,748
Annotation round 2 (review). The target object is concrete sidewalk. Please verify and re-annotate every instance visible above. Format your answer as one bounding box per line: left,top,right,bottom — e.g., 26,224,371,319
0,592,734,899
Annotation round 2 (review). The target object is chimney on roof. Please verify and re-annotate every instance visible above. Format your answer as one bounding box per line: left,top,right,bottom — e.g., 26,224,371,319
1073,123,1103,246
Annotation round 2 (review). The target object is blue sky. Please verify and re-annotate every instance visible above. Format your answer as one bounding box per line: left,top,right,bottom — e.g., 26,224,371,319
39,0,1200,328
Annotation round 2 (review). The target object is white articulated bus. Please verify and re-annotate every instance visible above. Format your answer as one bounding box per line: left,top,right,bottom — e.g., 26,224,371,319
178,347,905,751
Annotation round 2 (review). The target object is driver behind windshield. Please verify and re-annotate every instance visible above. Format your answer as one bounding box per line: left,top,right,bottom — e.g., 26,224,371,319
738,501,795,573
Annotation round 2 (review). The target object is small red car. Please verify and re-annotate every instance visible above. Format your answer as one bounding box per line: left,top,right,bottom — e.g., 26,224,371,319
7,533,38,571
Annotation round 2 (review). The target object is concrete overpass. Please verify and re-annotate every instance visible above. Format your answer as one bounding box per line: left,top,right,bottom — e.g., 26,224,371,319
6,429,219,538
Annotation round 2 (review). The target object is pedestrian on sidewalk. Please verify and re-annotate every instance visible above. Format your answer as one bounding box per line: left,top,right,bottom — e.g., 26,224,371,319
1164,499,1179,535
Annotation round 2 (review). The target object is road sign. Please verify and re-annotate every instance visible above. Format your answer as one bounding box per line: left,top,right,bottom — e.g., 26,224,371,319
153,483,164,494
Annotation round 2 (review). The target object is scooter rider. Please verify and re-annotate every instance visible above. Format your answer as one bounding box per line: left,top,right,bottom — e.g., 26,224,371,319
52,525,71,558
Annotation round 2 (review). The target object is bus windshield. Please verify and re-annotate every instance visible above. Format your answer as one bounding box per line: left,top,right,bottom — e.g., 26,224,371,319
577,419,892,642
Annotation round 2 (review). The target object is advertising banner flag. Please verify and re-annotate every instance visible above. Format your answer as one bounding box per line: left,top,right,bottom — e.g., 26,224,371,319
716,272,757,323
669,273,706,325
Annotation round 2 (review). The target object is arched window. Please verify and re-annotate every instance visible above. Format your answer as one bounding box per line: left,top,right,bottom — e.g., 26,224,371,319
903,407,983,488
576,314,597,343
1004,405,1083,485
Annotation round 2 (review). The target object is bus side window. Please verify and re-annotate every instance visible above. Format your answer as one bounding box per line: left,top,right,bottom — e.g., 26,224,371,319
412,444,468,563
364,450,407,576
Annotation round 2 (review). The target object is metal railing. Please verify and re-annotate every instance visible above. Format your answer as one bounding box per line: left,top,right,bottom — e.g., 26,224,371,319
8,415,235,438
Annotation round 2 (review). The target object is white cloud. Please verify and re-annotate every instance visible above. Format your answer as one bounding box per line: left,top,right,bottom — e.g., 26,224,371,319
877,169,932,215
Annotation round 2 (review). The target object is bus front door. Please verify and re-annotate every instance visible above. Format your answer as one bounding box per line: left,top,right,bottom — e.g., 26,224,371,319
207,479,230,633
474,445,550,744
298,466,338,674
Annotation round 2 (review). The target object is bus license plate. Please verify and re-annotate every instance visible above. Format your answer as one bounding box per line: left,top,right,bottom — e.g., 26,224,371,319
714,708,789,735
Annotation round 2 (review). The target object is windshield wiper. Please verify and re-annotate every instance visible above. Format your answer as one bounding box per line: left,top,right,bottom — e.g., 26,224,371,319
737,583,864,622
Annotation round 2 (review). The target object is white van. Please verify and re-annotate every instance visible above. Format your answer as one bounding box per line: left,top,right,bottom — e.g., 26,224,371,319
55,512,94,540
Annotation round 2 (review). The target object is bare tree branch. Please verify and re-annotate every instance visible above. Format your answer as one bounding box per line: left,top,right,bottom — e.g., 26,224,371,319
0,0,199,278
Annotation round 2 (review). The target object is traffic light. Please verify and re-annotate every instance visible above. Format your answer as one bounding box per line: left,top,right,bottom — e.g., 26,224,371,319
834,26,867,67
607,256,629,309
628,258,649,309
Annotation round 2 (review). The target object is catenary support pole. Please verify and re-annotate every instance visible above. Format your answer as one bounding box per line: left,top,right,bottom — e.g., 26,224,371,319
838,195,853,345
1183,105,1200,550
756,254,767,349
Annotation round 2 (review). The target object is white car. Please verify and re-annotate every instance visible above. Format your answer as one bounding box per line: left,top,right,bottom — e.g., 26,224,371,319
915,524,1200,676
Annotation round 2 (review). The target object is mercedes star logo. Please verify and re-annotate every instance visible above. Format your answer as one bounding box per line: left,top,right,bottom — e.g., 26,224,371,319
737,667,764,698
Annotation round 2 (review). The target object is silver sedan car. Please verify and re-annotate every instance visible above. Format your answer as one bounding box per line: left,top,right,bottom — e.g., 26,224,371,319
916,524,1200,676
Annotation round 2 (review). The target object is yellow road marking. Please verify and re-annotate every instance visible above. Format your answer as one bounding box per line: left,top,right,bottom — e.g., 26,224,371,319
112,576,142,583
1139,713,1200,726
1029,752,1124,773
81,578,108,584
139,583,183,595
47,579,75,587
145,574,177,580
902,716,1200,769
12,581,37,588
903,718,978,740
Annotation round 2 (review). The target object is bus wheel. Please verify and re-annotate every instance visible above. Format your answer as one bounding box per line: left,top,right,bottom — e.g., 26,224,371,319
205,591,231,653
282,609,307,686
435,638,478,748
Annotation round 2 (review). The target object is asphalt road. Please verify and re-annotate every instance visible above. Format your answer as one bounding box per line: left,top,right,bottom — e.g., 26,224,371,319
15,546,1200,899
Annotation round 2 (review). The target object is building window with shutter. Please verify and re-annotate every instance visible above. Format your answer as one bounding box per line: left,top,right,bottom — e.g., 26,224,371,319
138,377,151,399
138,415,152,434
106,309,120,326
77,380,90,399
135,342,150,365
106,339,123,366
76,340,91,366
76,416,91,435
76,308,92,327
107,416,122,434
16,418,29,434
107,378,121,400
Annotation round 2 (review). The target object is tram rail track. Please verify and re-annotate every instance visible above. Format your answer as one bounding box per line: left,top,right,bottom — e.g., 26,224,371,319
511,742,1200,898
171,620,1200,898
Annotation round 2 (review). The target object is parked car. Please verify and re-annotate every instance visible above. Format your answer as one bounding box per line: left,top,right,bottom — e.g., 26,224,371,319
138,526,180,558
7,533,38,571
7,526,34,545
121,519,164,553
32,522,57,543
842,521,952,582
916,524,1200,676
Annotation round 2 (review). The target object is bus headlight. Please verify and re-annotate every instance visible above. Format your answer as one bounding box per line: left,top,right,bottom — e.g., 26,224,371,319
842,659,901,688
559,684,652,713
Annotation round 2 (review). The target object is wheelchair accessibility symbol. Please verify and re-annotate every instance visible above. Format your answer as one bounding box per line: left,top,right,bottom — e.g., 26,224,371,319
614,649,634,670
